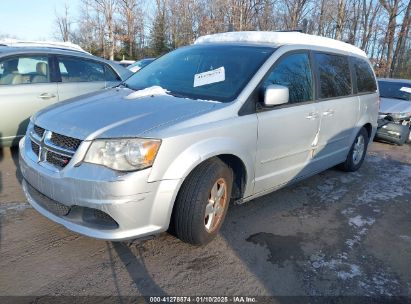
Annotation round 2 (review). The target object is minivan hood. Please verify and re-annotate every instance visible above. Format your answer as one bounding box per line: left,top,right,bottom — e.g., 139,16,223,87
380,97,411,114
34,88,219,140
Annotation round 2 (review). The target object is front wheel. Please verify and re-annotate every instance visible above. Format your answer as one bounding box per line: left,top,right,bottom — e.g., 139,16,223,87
339,127,369,172
170,158,233,245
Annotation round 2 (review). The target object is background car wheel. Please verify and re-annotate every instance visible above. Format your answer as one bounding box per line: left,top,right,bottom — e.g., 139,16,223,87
170,157,233,245
339,127,369,172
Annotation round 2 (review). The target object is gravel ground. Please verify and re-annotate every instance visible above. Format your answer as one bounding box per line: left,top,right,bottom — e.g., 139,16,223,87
0,142,410,298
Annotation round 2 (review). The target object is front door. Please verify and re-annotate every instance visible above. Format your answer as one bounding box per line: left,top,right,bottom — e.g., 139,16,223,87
56,56,107,101
254,52,320,194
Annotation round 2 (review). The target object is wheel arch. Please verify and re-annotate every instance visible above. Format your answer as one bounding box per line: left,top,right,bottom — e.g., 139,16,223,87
362,122,373,139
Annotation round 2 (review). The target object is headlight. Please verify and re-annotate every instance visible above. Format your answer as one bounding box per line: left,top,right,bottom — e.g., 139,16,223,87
84,138,161,171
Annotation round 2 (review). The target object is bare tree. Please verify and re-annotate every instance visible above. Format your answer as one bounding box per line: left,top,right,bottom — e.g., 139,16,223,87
283,0,311,29
85,0,117,60
391,0,411,76
360,0,380,52
335,0,347,40
379,0,401,77
54,3,73,41
65,0,410,78
118,0,145,57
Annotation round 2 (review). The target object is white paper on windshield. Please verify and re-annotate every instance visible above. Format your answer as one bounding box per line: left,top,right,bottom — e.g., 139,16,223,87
399,86,411,93
193,67,225,87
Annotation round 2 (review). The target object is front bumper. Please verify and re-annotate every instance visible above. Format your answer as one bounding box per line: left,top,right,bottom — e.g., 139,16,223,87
19,135,181,241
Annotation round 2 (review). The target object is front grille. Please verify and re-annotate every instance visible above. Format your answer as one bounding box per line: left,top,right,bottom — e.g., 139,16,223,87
34,125,45,137
31,140,40,156
26,182,71,216
30,126,82,169
46,151,71,168
50,132,81,151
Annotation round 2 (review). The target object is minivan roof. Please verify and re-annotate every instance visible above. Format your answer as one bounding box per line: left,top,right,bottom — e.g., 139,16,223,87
195,31,367,58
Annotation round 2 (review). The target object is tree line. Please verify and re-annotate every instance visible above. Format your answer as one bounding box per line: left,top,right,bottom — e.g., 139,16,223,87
54,0,410,78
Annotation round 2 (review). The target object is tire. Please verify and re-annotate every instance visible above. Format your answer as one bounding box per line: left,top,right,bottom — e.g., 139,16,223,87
339,127,369,172
170,158,233,245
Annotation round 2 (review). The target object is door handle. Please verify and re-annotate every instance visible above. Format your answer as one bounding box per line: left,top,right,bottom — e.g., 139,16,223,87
306,112,319,120
323,109,335,116
38,93,56,100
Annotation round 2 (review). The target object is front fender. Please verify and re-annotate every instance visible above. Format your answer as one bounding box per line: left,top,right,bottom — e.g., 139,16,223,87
148,136,255,197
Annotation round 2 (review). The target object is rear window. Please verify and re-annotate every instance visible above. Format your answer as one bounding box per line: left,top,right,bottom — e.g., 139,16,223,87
315,53,352,98
352,58,377,93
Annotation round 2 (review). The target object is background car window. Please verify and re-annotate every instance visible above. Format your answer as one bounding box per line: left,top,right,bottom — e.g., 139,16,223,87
352,58,377,93
0,55,50,85
57,56,105,82
104,65,120,81
315,53,351,98
378,81,411,101
263,53,313,103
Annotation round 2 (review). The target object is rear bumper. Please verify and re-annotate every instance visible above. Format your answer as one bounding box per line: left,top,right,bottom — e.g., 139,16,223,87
19,135,181,241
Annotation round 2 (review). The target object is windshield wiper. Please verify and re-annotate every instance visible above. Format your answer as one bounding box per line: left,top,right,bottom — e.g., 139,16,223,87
167,90,189,99
116,82,135,90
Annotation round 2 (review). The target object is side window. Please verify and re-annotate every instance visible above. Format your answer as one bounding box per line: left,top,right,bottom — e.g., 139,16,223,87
57,56,105,83
315,53,351,98
352,57,377,93
263,53,313,104
0,55,50,85
104,65,121,81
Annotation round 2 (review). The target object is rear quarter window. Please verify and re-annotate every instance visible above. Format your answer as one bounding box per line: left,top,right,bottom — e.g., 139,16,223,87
315,53,352,99
352,57,377,93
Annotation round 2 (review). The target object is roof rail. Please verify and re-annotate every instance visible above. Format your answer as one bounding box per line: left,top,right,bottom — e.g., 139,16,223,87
0,39,90,54
275,29,303,33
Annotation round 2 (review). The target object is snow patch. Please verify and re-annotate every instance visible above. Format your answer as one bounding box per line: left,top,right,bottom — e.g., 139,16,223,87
124,86,169,100
195,31,367,57
0,202,32,215
310,252,362,280
356,158,411,204
349,215,375,228
337,264,362,280
399,235,411,243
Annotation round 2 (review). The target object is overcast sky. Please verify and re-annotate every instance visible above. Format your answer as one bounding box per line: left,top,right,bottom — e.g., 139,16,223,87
0,0,81,41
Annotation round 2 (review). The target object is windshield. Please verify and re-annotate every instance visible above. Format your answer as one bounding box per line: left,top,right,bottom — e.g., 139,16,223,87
124,45,274,102
379,81,411,101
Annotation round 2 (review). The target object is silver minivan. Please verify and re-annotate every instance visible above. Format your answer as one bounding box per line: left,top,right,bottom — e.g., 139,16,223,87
0,46,132,146
19,32,379,245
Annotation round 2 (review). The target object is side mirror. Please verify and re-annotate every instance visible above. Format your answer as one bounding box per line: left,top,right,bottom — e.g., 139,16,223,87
264,84,289,107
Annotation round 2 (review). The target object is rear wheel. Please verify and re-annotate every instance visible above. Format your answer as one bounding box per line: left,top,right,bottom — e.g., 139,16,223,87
339,127,369,172
171,158,233,245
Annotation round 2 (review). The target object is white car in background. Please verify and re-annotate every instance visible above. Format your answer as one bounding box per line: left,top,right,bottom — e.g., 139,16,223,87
0,41,132,146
